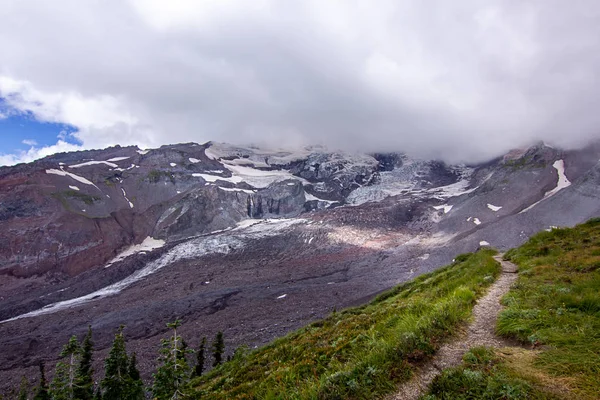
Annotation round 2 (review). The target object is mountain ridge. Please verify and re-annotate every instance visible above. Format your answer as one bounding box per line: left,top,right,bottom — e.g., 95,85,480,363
1,140,600,393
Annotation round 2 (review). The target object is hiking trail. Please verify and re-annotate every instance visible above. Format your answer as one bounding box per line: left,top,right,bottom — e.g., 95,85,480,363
389,254,519,400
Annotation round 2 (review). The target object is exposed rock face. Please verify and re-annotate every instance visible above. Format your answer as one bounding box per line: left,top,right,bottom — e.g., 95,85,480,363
1,140,600,393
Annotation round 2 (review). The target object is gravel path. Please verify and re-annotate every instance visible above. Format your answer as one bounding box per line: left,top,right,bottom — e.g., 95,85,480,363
388,255,518,400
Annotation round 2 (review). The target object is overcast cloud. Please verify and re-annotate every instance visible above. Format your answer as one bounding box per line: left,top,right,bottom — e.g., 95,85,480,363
1,0,600,164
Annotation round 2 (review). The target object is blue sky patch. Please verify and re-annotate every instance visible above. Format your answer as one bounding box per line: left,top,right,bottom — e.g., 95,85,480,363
0,98,80,154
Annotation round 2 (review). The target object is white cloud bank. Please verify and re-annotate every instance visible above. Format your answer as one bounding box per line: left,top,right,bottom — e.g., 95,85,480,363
1,0,600,166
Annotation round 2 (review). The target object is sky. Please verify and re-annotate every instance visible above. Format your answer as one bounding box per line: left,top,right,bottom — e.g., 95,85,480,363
1,0,600,166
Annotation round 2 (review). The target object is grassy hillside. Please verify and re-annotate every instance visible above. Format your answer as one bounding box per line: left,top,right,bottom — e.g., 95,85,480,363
424,218,600,400
186,249,500,399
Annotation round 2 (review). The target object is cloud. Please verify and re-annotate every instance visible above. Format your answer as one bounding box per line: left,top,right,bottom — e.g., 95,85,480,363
1,0,600,164
21,139,37,146
0,140,82,166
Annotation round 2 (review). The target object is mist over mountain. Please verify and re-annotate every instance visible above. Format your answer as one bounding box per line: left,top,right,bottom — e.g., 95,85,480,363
2,1,600,165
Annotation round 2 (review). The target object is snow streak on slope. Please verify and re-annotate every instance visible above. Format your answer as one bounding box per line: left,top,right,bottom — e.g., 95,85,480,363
0,219,306,323
520,160,571,213
69,160,118,168
46,169,98,188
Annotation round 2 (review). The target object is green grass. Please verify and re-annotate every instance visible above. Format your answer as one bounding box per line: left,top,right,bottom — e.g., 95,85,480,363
186,250,500,399
496,219,600,399
51,190,101,206
503,156,547,170
423,218,600,400
421,347,558,400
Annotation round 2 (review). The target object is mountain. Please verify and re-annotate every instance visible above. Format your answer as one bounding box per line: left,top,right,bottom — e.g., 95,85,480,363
1,140,600,392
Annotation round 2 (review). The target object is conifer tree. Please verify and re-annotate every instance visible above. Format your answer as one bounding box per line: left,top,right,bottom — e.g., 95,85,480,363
50,335,80,400
212,331,224,367
152,320,190,400
192,337,206,378
127,352,145,399
101,327,143,400
33,362,50,400
17,376,29,400
74,326,94,400
128,352,141,381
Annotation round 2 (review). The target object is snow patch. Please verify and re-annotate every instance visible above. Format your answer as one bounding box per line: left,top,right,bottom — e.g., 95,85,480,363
70,160,118,168
68,185,80,191
473,218,481,225
433,204,453,213
170,163,177,167
192,173,244,184
46,169,98,188
277,294,287,299
105,237,166,267
121,187,134,208
223,164,305,188
218,187,255,194
107,157,130,162
479,241,490,246
520,160,571,213
189,158,200,163
487,204,502,212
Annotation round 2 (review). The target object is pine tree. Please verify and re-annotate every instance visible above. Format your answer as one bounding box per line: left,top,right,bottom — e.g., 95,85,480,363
93,387,102,400
74,326,94,400
152,320,190,400
127,352,145,399
33,362,50,400
192,337,206,378
17,376,29,400
212,331,224,367
101,327,143,400
50,335,80,400
128,353,141,381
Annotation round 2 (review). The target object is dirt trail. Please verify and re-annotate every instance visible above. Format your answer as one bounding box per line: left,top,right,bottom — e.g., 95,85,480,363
388,255,519,400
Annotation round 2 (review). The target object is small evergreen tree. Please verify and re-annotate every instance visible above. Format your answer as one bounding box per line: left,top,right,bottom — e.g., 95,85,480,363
74,326,94,400
17,376,29,400
152,320,190,400
33,362,50,400
212,331,224,367
128,352,141,381
50,335,80,400
192,337,206,378
127,352,145,399
93,387,102,400
101,326,143,400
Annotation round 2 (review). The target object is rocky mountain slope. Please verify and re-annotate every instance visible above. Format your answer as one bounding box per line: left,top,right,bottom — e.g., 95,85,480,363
1,140,600,392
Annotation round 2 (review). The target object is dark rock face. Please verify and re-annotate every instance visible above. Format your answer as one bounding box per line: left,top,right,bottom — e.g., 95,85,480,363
1,140,600,393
